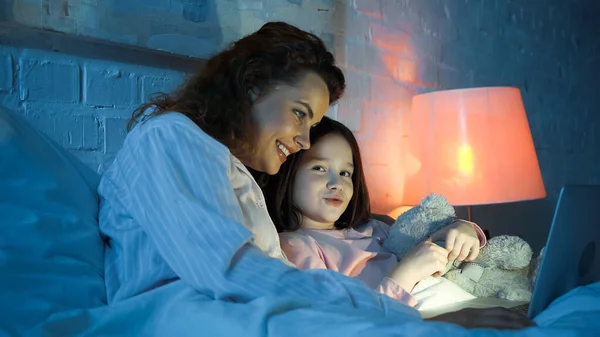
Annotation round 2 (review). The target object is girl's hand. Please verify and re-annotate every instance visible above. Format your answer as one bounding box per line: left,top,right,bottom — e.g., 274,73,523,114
389,241,449,292
430,220,481,263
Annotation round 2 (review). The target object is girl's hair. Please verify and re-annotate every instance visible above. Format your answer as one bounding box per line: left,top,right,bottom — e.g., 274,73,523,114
128,21,345,158
263,116,371,232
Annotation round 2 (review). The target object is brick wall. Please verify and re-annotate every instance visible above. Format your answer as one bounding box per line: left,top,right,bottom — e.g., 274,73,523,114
0,46,185,171
339,0,599,251
345,0,599,205
1,0,598,251
0,0,338,172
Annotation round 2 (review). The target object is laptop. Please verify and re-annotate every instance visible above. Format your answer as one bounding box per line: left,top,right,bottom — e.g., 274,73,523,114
420,184,600,319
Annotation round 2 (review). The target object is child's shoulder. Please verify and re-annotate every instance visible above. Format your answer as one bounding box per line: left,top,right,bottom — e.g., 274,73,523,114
354,218,391,237
279,231,318,247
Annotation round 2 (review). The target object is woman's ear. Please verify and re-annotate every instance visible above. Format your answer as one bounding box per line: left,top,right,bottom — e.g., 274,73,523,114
249,87,260,102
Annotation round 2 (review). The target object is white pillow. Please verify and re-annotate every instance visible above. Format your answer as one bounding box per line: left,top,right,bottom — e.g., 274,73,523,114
411,276,476,311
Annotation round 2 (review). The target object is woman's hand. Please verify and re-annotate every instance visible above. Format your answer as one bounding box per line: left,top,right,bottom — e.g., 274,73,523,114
388,241,449,292
430,220,481,263
426,307,537,330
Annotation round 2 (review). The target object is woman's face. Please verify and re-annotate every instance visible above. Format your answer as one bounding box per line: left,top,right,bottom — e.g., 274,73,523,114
245,72,330,175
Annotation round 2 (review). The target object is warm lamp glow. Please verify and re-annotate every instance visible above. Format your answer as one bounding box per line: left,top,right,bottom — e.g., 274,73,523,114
401,87,546,207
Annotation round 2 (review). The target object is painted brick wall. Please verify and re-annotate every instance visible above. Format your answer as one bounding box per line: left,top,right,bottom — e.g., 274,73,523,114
5,0,337,58
1,0,598,251
0,45,185,171
338,0,599,251
345,0,600,202
0,0,339,172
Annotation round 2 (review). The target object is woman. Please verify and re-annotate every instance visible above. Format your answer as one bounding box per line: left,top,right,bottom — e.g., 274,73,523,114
98,21,533,331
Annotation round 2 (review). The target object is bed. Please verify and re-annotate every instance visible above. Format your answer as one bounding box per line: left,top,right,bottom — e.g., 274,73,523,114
1,107,598,336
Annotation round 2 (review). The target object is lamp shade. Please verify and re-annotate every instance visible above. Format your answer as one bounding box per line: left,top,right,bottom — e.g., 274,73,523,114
401,87,546,206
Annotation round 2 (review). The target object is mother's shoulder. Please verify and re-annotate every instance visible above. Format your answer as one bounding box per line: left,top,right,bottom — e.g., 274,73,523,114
133,112,229,155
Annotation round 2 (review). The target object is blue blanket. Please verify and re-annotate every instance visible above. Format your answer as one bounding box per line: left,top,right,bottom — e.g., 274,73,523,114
28,281,600,337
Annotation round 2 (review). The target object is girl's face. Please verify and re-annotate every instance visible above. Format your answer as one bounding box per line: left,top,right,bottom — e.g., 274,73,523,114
292,133,354,230
243,72,330,175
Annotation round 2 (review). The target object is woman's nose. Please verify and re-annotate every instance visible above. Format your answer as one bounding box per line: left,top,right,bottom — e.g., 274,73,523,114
294,126,311,150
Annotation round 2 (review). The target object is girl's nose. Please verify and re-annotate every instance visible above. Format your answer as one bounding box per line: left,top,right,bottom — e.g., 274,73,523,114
326,176,342,191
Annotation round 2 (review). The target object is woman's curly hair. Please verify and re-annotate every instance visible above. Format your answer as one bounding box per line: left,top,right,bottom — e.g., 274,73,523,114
129,21,346,158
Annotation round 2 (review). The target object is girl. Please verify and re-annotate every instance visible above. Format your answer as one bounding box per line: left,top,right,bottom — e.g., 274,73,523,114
264,116,487,306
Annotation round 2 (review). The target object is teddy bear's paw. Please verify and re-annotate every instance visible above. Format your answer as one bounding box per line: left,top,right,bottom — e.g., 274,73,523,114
498,288,532,302
443,270,461,282
443,270,476,294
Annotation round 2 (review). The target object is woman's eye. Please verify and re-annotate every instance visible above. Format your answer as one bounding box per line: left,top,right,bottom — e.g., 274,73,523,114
311,165,325,172
341,171,352,177
293,109,306,119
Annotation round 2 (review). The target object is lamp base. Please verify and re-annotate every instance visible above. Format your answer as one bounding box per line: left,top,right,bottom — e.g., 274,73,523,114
467,205,473,222
466,205,490,240
388,206,414,219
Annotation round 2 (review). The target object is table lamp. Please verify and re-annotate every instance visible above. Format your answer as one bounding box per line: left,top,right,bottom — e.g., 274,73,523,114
391,87,546,220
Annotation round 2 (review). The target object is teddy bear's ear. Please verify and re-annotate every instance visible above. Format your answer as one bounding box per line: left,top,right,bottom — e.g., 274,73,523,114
420,193,456,216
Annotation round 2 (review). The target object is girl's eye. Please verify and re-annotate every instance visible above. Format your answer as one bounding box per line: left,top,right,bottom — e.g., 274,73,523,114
293,109,306,119
341,171,352,178
311,165,326,172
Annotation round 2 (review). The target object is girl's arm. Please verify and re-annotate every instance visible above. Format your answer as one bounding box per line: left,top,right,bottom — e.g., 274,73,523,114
120,115,416,317
429,219,487,247
429,219,486,263
377,279,418,307
281,232,417,307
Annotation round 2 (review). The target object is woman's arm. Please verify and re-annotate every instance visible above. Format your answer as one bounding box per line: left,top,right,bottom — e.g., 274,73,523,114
120,115,415,317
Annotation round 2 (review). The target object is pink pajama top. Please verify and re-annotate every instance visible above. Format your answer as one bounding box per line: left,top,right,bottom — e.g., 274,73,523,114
279,219,487,307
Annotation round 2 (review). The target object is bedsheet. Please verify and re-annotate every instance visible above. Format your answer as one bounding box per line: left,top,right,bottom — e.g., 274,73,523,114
25,281,599,337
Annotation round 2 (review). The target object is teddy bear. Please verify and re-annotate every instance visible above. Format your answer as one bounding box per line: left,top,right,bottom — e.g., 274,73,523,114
382,193,542,301
443,235,534,301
